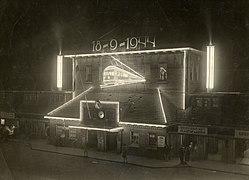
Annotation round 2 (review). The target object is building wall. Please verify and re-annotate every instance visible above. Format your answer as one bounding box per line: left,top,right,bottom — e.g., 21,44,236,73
121,125,167,158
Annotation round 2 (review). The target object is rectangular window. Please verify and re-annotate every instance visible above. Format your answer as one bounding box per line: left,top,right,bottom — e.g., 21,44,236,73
69,128,77,139
130,132,139,146
148,133,157,146
196,64,199,81
212,98,219,108
159,64,167,81
203,98,210,108
196,98,202,108
86,65,92,82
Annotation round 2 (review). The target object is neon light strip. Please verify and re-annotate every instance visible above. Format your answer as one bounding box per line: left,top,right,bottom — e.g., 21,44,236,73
206,46,214,89
80,100,119,122
80,100,119,104
44,116,80,121
63,48,203,58
206,46,210,88
183,51,187,109
47,87,93,115
119,122,167,128
68,125,123,132
100,79,146,89
157,88,167,124
57,55,63,89
210,46,214,89
110,56,145,79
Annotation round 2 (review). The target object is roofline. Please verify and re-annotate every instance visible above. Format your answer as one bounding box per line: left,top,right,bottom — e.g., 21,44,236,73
62,47,204,58
119,122,167,128
47,87,94,116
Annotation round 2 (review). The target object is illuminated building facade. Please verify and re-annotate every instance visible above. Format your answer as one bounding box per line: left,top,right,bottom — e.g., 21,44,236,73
46,47,204,157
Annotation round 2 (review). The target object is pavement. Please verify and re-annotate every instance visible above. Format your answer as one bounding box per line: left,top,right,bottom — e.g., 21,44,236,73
6,138,249,177
0,144,14,180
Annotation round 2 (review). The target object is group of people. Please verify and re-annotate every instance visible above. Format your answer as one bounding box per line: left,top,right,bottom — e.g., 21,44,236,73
179,142,199,164
0,124,15,141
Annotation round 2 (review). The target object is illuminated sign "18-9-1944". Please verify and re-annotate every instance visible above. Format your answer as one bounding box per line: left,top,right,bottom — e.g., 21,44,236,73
92,36,156,53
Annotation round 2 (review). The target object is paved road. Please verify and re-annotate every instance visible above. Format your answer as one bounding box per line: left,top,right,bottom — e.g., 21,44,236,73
1,142,249,180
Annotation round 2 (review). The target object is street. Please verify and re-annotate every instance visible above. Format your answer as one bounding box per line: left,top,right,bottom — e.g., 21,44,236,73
0,142,249,180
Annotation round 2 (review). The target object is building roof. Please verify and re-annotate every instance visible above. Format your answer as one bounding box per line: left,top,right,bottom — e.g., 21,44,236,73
63,47,204,58
45,87,168,126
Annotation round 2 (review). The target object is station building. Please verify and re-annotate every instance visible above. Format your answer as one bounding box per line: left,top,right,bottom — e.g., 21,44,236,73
45,46,205,158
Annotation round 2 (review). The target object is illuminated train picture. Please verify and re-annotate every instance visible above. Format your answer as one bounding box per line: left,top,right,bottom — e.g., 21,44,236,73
101,65,146,88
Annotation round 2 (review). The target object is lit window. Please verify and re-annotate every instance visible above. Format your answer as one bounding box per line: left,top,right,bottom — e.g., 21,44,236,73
149,133,157,146
130,132,139,146
86,65,92,82
159,64,167,81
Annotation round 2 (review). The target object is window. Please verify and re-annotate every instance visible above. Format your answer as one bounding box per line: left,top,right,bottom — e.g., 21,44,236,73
86,65,92,82
196,98,202,108
148,133,157,146
196,64,199,81
203,98,210,108
69,128,77,139
159,64,167,81
130,132,139,146
212,98,219,108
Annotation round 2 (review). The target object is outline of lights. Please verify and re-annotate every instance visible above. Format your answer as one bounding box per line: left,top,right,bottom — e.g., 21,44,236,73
46,87,93,116
119,122,167,128
101,65,146,88
110,56,145,79
80,100,119,123
157,88,167,124
44,116,80,121
63,47,203,58
68,126,124,132
183,50,187,109
206,45,214,90
57,55,63,89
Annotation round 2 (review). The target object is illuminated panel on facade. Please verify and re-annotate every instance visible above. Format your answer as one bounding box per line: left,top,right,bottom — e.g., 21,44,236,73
80,100,119,122
101,65,145,88
57,55,63,89
206,45,214,90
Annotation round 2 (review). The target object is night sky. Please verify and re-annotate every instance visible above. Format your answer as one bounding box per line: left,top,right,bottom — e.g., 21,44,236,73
0,0,248,91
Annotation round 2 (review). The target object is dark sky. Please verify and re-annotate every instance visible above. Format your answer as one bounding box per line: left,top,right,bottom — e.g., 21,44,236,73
0,0,248,91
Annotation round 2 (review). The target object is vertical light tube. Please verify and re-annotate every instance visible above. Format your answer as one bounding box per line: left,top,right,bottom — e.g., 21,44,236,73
206,45,214,90
57,55,63,90
183,51,186,109
157,88,167,124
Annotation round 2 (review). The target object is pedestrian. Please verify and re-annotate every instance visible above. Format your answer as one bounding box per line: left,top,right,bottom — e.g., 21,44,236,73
122,144,128,163
193,144,199,161
45,125,50,143
185,146,190,162
83,141,88,157
189,142,194,161
164,144,170,161
59,128,66,146
179,145,185,164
